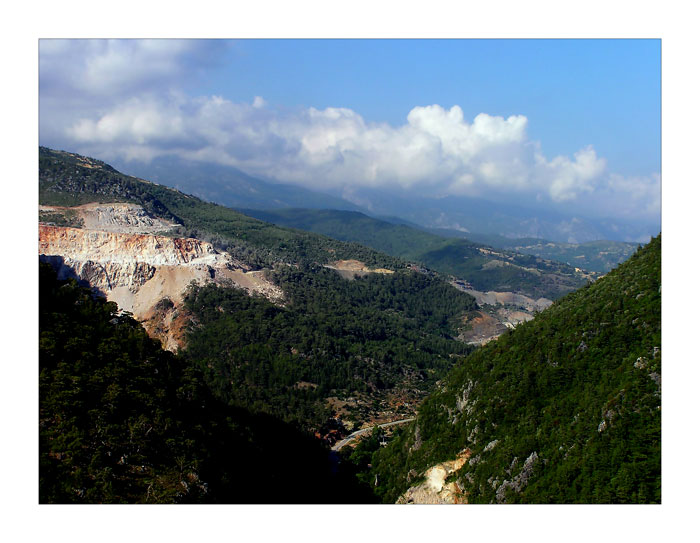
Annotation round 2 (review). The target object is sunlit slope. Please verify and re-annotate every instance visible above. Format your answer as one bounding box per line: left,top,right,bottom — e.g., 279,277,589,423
372,235,661,503
39,147,403,271
243,207,596,299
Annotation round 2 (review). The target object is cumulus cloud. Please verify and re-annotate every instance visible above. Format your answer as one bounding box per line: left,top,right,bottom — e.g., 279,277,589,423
39,40,660,222
40,39,227,98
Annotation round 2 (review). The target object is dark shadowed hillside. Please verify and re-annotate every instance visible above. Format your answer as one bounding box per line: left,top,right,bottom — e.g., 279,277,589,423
39,262,378,503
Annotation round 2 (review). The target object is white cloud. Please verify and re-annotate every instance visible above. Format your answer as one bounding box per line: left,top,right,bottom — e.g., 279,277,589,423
39,39,659,221
67,97,187,146
40,39,227,99
57,94,658,218
601,172,661,217
538,146,607,202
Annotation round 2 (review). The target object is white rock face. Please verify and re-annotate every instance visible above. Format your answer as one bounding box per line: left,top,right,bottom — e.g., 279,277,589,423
41,202,177,234
39,210,284,351
397,450,471,504
39,225,226,269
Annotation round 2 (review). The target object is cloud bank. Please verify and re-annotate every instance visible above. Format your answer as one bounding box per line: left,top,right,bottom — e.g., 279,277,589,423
39,40,660,222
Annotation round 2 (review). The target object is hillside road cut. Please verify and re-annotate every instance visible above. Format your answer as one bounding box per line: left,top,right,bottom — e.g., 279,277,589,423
331,418,415,451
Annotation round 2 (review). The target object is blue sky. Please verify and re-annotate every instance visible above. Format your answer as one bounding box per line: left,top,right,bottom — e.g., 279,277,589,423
39,38,661,224
201,39,660,176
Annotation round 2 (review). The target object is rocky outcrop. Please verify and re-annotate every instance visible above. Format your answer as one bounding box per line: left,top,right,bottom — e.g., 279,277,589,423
39,220,283,351
39,225,225,269
397,449,471,504
40,203,177,234
494,452,540,503
458,311,508,346
464,289,552,312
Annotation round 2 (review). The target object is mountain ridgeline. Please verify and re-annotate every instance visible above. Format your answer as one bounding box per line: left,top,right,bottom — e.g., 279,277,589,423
39,147,404,271
430,229,640,274
110,154,362,212
242,208,597,300
370,235,661,503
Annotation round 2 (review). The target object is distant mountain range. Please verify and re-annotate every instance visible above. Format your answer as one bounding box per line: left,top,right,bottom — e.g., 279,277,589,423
423,229,640,274
109,155,657,244
242,208,630,291
111,155,362,212
341,186,657,244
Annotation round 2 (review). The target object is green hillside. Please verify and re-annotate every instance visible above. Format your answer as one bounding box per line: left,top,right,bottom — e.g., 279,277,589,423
433,229,640,273
39,147,403,271
181,266,477,428
371,235,661,503
39,147,477,439
39,263,376,503
243,208,596,299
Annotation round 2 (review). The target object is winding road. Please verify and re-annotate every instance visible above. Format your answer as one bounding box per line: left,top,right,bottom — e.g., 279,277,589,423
331,418,415,451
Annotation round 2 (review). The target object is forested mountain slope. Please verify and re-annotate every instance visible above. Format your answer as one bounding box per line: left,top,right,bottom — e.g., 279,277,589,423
181,266,476,428
39,147,403,271
429,229,639,274
39,147,478,433
39,263,376,503
371,235,661,503
243,208,596,300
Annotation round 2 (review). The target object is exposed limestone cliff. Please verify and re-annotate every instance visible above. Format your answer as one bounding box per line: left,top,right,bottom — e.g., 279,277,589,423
39,218,283,351
40,203,178,234
39,225,225,268
397,449,471,504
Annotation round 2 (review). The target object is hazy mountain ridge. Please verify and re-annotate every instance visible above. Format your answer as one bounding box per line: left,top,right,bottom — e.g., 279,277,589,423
337,186,657,243
92,151,657,244
429,229,640,274
110,155,362,212
242,207,596,300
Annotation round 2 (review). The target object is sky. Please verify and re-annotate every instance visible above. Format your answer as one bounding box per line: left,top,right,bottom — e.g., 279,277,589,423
39,38,661,224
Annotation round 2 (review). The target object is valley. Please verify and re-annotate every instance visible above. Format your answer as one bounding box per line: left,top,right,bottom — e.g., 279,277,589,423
371,236,661,503
39,147,476,436
35,37,662,513
38,147,661,504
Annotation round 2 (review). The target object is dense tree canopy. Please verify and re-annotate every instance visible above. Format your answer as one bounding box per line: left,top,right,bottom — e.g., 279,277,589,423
181,266,477,428
371,236,661,503
39,262,376,503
